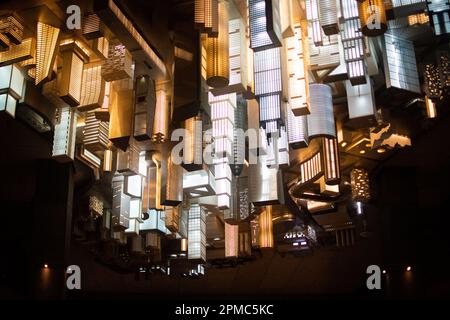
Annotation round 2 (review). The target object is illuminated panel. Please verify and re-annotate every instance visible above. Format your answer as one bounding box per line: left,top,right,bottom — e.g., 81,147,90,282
89,196,104,216
153,88,169,143
79,62,105,111
52,107,77,162
322,137,340,185
307,84,335,138
308,34,340,70
101,42,132,81
134,75,156,141
358,0,387,36
425,96,437,118
160,154,183,206
103,149,113,172
210,17,248,96
439,54,450,92
423,64,441,100
345,75,377,127
83,111,109,154
188,204,206,263
116,138,140,175
254,47,283,134
225,223,239,257
94,0,166,79
82,14,104,39
0,14,23,45
59,42,87,107
111,175,130,231
306,0,323,46
351,168,370,202
319,0,339,35
209,92,236,209
249,156,284,206
0,38,34,66
248,0,282,51
93,37,109,59
427,0,450,35
266,126,289,167
205,1,229,88
78,145,102,168
0,64,24,117
109,85,134,151
280,0,294,37
36,22,60,85
286,103,309,149
341,0,366,85
183,169,216,198
182,115,203,172
124,174,142,199
230,97,246,177
383,34,421,94
254,48,282,96
259,206,273,248
299,152,322,185
195,0,219,36
165,206,180,233
286,25,309,116
140,209,167,234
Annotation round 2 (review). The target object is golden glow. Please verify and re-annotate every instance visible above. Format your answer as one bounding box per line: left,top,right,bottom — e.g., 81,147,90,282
195,0,219,35
153,88,170,143
351,168,370,202
341,142,347,147
425,96,437,118
181,238,188,252
359,150,366,154
358,0,387,37
36,22,60,85
377,148,386,153
322,137,340,184
165,206,180,233
408,13,429,26
0,38,34,65
79,62,105,111
258,206,273,248
108,87,134,149
103,149,113,172
102,43,133,81
205,1,229,88
152,153,162,210
44,264,48,268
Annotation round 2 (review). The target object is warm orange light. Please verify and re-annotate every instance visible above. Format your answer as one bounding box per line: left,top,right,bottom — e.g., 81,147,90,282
341,142,347,147
406,266,412,271
259,206,273,248
44,264,48,269
360,150,366,154
377,148,386,153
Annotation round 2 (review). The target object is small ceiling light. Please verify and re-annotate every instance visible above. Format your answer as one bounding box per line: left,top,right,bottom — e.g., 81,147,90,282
359,150,366,154
406,266,412,271
341,142,347,147
377,148,386,153
44,264,48,269
213,237,221,241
